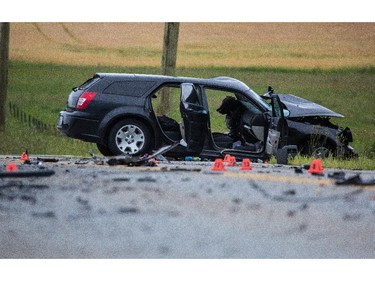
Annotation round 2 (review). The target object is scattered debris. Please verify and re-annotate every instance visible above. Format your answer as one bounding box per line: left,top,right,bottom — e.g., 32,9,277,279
328,171,346,180
298,223,308,232
0,181,49,193
232,198,242,204
113,177,130,182
299,203,309,211
106,142,180,167
342,213,362,221
283,189,296,196
76,196,89,206
118,207,140,214
303,164,310,170
138,177,156,182
160,167,201,172
75,159,89,165
184,156,200,161
287,210,296,217
0,169,55,178
294,167,303,174
336,174,375,186
31,211,56,218
36,157,59,163
20,195,37,205
249,180,363,203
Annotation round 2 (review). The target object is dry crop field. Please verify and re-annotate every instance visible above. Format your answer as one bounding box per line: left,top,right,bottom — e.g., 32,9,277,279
10,22,375,69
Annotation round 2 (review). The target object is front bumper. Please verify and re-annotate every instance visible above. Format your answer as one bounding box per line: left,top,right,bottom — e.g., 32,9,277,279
57,111,100,143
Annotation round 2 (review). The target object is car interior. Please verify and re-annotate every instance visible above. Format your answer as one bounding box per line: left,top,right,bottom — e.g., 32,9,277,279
151,85,270,154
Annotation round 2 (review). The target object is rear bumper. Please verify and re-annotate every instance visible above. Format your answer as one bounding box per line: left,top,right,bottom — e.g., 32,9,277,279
57,111,100,143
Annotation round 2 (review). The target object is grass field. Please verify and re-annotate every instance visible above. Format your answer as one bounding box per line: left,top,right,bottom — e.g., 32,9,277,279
2,23,375,169
10,23,375,69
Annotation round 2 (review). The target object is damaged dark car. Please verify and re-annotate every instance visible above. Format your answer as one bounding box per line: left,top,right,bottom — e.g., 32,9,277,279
263,87,356,158
57,73,356,164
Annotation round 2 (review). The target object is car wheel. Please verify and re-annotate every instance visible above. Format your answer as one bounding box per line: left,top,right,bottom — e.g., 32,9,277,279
96,143,114,156
301,139,332,159
108,119,152,156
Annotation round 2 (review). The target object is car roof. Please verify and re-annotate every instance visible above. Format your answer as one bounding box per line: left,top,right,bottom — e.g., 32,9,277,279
95,73,251,93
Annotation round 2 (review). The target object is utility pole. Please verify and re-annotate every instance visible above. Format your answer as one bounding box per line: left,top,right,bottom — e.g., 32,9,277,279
157,22,180,116
0,23,10,132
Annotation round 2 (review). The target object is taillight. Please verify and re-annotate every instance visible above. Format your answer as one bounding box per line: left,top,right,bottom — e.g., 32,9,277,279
76,92,97,110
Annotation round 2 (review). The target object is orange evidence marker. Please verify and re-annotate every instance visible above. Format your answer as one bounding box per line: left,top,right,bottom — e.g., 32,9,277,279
6,163,18,172
227,155,237,167
211,158,226,171
20,151,29,161
308,159,324,175
240,158,252,170
223,154,231,163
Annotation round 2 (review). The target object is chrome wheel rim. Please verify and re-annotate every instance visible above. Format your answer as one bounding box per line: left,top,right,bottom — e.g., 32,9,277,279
115,124,145,154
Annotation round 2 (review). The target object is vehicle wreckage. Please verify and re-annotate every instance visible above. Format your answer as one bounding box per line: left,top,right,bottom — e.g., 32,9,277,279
57,73,356,164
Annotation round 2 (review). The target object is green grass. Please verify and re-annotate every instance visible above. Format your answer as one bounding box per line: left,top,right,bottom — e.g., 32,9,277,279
274,154,375,171
1,60,374,169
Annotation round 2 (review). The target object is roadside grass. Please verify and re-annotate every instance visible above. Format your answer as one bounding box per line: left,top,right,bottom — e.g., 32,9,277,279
1,60,374,169
0,117,99,157
279,154,375,171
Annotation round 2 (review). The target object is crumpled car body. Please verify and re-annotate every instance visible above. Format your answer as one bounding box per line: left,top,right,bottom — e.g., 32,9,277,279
263,89,356,158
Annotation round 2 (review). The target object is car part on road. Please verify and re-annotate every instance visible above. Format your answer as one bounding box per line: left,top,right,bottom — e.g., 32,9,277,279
105,141,181,166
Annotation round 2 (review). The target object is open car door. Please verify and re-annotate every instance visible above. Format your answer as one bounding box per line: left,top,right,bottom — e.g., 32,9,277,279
180,83,209,155
265,94,288,155
269,94,297,164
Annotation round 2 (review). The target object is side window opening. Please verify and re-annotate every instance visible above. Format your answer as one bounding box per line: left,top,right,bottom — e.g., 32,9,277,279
205,88,267,152
151,85,182,142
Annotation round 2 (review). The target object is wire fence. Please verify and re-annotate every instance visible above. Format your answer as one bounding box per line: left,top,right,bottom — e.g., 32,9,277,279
8,101,58,135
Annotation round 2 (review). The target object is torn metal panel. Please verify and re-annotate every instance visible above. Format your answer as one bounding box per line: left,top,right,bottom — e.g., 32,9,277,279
277,94,344,118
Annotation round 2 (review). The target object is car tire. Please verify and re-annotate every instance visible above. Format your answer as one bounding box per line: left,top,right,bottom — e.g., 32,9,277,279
301,139,332,159
107,119,152,156
96,143,114,156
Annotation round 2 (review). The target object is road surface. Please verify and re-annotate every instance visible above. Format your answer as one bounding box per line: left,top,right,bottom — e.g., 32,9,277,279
0,155,374,258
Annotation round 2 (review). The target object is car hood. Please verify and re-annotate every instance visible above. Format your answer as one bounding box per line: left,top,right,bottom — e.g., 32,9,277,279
276,94,344,118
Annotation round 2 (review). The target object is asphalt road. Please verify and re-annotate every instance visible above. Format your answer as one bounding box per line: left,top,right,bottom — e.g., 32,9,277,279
0,155,375,258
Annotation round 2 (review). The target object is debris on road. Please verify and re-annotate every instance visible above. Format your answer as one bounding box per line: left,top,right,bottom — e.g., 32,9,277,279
328,171,346,180
336,174,375,186
0,169,55,178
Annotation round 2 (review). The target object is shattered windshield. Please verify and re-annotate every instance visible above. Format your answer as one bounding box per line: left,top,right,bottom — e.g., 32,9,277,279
239,88,272,111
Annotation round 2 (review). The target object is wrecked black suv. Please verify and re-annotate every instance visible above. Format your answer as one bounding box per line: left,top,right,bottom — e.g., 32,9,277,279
57,73,356,162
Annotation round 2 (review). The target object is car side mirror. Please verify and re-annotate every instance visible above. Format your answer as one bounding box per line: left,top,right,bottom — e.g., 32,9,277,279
283,109,290,117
